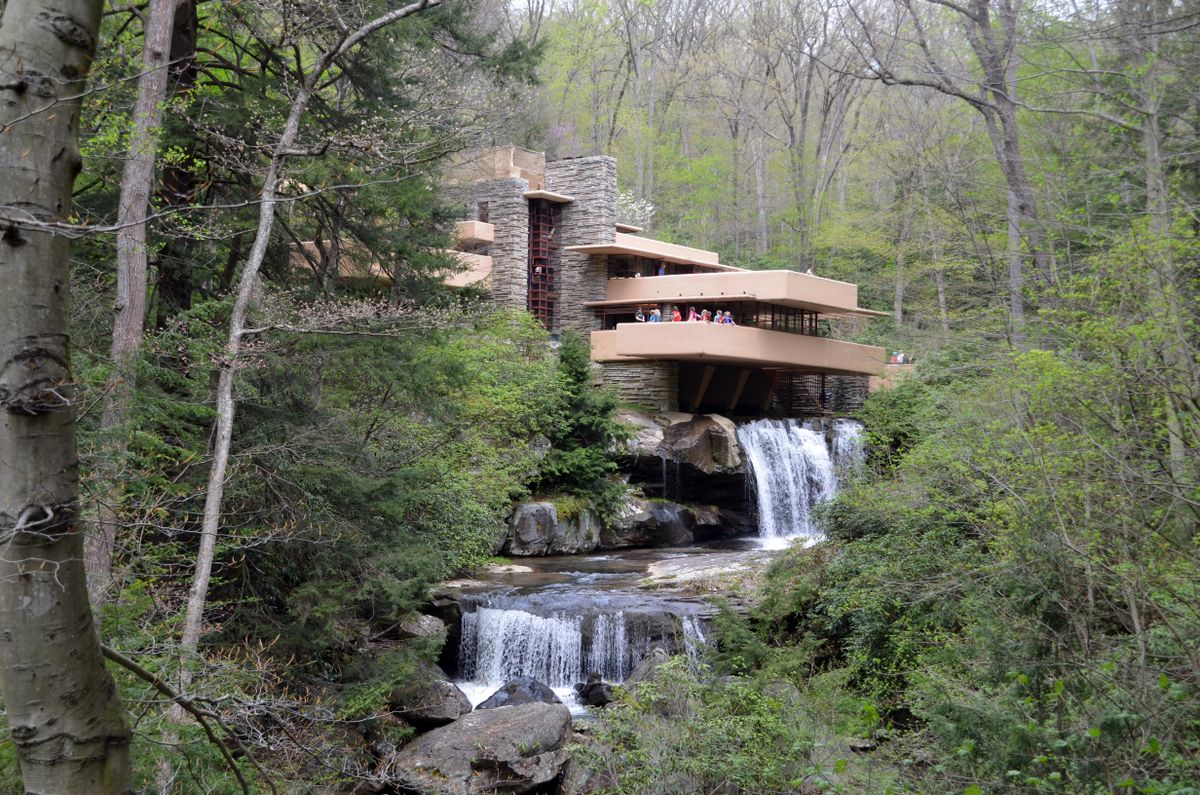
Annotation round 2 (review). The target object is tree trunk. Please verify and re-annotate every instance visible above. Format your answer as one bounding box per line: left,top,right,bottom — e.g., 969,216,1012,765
934,267,950,331
0,1,132,792
154,0,201,327
1134,0,1196,493
88,0,180,603
922,183,951,331
893,181,916,325
791,57,814,265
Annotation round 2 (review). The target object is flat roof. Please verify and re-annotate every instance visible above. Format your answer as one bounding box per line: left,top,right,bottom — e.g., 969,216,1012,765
584,294,758,308
566,233,740,271
523,189,574,203
614,222,644,233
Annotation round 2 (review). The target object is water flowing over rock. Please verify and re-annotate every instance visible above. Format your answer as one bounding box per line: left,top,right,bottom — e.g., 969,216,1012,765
832,418,866,476
736,418,864,546
389,702,572,795
454,596,711,710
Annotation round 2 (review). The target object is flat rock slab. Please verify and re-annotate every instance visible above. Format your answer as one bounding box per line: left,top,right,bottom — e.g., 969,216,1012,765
487,563,534,574
641,549,780,598
390,702,572,795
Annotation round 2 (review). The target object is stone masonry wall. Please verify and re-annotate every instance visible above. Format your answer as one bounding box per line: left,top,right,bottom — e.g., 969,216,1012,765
599,361,679,412
545,157,616,334
467,178,529,311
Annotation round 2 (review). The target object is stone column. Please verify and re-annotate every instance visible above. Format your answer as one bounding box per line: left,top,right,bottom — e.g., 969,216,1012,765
466,178,530,311
545,157,616,334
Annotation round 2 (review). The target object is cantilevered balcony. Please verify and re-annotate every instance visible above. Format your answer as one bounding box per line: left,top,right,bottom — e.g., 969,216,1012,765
566,233,739,271
593,269,886,317
454,220,495,246
591,323,885,377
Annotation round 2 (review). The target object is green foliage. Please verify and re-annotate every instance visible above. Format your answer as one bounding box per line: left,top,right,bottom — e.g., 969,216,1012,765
531,330,628,514
578,657,896,794
726,252,1200,789
205,310,563,664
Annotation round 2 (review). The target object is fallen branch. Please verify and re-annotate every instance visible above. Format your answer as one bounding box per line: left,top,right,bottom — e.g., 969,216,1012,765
101,645,276,795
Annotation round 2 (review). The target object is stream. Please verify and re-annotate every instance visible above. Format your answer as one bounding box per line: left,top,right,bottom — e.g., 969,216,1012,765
440,418,865,714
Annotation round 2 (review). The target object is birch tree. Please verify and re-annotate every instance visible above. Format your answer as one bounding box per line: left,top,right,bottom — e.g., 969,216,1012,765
0,0,132,791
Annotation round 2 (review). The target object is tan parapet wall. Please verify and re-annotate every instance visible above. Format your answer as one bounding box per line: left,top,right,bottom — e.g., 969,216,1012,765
604,270,867,316
445,145,546,189
593,323,885,377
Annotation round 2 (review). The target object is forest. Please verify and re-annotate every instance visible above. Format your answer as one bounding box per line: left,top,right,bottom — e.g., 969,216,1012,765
0,0,1196,793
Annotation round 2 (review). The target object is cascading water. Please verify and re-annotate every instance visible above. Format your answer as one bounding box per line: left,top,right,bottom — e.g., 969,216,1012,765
737,418,864,548
459,607,583,687
737,419,836,547
832,418,866,476
455,596,710,713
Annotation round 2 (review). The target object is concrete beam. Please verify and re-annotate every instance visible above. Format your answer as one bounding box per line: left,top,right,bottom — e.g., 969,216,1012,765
728,368,751,412
691,364,716,411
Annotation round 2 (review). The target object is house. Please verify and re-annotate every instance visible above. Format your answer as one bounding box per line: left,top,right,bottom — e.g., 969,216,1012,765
445,146,887,415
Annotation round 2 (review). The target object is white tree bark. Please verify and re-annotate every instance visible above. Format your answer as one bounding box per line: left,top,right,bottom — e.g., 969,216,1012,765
88,0,180,603
0,1,132,792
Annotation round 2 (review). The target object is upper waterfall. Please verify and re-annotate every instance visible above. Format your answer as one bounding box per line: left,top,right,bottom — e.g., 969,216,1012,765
736,418,864,548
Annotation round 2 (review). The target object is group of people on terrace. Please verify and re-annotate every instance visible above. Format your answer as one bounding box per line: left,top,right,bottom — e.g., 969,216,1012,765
633,306,735,324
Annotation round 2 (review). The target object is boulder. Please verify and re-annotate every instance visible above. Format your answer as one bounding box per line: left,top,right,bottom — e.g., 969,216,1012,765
616,409,666,458
476,677,562,710
389,702,573,795
388,664,471,729
660,414,742,474
396,613,447,644
506,502,601,556
574,673,614,707
601,497,694,548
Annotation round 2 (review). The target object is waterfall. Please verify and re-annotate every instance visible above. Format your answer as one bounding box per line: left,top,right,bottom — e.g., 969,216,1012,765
459,606,583,687
456,601,710,711
737,418,865,547
681,615,708,673
737,419,836,546
588,612,628,682
832,419,866,476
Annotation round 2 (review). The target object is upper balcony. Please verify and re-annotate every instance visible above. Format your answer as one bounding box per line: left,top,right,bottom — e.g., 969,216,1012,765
566,233,739,272
591,323,885,376
595,269,885,317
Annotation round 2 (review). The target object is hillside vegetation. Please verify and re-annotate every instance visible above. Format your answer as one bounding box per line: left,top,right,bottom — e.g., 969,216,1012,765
0,0,1196,792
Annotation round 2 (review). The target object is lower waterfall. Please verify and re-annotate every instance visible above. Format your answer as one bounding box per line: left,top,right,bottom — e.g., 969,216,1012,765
737,418,864,547
456,598,709,713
